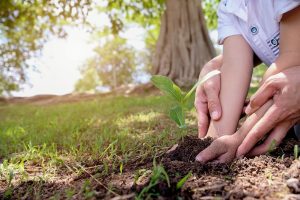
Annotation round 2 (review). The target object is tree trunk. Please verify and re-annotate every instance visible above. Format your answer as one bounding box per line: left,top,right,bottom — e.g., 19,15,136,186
153,0,216,87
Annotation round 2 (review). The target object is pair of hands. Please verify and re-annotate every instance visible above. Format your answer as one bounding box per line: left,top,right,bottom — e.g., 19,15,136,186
194,55,300,163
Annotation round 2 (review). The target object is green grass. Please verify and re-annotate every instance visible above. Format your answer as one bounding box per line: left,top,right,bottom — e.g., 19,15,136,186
248,64,267,96
0,67,266,197
0,95,194,192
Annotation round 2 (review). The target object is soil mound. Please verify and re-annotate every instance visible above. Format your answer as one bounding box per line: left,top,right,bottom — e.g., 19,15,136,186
133,135,300,199
167,136,213,162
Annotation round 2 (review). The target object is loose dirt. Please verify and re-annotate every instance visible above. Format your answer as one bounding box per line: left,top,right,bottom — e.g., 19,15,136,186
2,136,300,199
130,136,300,199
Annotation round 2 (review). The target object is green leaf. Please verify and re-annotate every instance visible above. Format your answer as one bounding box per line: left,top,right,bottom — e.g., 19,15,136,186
170,106,186,128
176,171,192,189
183,91,196,111
183,70,221,104
151,75,183,102
294,145,299,159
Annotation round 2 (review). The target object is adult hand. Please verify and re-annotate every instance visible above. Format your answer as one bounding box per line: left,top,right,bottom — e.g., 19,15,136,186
195,55,223,138
237,66,300,157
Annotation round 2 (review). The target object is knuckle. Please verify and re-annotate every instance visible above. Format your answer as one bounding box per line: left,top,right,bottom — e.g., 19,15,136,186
270,107,282,122
204,80,217,92
208,101,217,110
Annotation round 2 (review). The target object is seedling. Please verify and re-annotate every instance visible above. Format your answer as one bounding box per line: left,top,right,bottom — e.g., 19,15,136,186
151,70,221,128
136,160,170,199
176,171,192,189
119,162,123,175
267,139,277,154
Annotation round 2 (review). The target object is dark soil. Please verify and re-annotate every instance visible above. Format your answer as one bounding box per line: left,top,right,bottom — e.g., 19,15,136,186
131,135,300,200
167,136,213,163
2,136,300,200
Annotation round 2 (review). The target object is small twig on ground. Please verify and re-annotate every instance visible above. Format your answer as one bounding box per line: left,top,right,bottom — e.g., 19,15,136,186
76,163,120,196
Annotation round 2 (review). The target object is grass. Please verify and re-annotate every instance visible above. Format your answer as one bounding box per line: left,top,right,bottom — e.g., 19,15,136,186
248,64,267,96
0,95,194,196
0,67,266,197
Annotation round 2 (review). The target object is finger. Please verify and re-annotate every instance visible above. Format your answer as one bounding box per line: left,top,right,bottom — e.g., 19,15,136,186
197,102,209,138
241,99,251,118
236,105,282,157
244,98,250,105
247,121,291,157
242,99,250,114
195,140,225,163
195,89,209,138
213,152,235,164
203,77,222,120
245,78,278,115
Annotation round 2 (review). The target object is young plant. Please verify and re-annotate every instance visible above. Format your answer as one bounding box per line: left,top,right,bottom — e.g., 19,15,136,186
136,160,170,199
176,171,192,189
151,70,221,128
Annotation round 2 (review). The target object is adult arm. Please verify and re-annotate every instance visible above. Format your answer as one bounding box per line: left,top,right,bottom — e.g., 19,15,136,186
237,6,300,157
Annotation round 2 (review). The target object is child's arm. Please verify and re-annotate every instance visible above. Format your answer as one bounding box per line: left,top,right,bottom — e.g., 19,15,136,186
196,100,273,163
207,35,253,138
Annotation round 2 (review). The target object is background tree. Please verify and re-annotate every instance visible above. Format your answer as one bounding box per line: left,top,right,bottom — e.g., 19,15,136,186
0,0,221,94
75,37,136,91
104,0,220,87
0,0,91,95
75,59,101,93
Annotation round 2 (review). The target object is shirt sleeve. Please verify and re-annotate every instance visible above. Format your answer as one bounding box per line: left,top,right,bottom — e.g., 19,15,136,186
274,0,300,22
217,0,241,45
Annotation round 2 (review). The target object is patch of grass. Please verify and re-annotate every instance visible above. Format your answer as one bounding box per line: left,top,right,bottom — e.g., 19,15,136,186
176,171,192,190
248,64,267,96
0,70,264,197
0,95,192,193
136,161,170,200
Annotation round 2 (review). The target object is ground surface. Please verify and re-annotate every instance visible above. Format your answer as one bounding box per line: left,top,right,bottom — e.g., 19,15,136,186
0,93,300,199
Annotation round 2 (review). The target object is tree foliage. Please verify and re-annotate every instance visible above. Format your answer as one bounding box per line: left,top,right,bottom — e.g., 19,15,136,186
101,0,165,35
0,0,221,95
101,0,220,35
75,37,136,92
75,60,100,93
203,0,220,29
0,0,91,95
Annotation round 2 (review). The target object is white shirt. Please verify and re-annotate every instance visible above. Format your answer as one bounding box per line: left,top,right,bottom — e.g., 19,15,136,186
218,0,300,66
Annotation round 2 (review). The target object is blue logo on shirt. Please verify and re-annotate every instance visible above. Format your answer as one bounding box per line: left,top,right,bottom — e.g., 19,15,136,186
250,26,259,35
267,32,280,57
271,38,279,47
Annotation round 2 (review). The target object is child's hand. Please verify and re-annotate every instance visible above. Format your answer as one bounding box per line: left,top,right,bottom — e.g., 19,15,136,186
195,134,241,163
197,100,274,163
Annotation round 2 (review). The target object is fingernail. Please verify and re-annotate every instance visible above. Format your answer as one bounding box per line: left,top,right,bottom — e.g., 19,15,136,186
198,132,204,138
211,111,219,119
195,155,203,162
245,106,251,115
